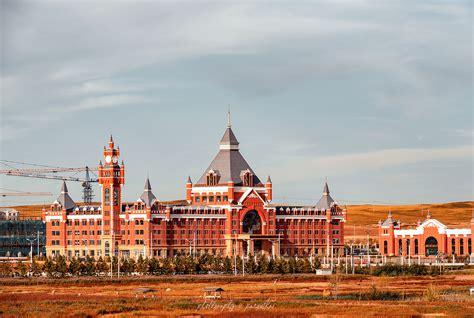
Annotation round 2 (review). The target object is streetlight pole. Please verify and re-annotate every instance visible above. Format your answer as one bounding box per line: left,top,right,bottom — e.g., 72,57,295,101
366,229,370,268
26,237,37,264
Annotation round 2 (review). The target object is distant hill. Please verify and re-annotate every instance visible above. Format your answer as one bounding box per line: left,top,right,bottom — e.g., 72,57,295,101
346,201,473,228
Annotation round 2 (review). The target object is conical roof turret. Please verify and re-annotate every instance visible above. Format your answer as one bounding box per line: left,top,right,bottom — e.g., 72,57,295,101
315,181,335,210
56,181,76,211
139,177,157,207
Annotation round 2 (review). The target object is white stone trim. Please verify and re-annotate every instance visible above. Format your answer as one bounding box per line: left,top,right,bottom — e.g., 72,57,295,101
446,229,471,236
276,215,332,220
67,215,102,220
171,214,227,219
45,216,62,221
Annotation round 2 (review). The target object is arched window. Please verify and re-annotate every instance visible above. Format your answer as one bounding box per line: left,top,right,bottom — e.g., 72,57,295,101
451,238,456,255
468,239,472,255
113,188,119,206
105,241,110,256
407,239,411,255
425,237,438,256
104,188,110,205
242,210,261,234
460,238,464,255
241,170,253,187
414,239,419,255
398,239,402,255
383,240,388,254
206,170,219,186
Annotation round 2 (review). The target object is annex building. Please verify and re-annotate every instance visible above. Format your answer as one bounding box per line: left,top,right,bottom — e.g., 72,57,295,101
43,119,347,259
378,211,473,257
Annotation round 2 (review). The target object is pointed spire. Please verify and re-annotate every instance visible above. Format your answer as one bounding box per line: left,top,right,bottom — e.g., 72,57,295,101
99,160,103,166
144,177,152,191
388,211,392,218
323,181,330,195
219,112,239,150
266,175,272,184
187,176,192,184
57,181,76,211
61,181,68,193
108,135,115,149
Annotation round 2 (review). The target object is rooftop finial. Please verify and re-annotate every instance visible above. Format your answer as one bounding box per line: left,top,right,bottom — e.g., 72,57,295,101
227,107,231,128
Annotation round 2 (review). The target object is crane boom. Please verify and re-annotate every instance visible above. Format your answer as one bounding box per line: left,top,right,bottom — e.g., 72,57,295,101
0,160,98,204
1,192,53,197
1,171,98,182
0,167,98,174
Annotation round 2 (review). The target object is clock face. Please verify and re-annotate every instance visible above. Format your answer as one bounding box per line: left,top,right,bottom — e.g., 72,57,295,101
112,156,118,164
105,155,112,163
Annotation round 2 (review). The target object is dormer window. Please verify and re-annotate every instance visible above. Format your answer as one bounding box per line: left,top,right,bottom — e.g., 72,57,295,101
206,170,219,186
241,169,253,187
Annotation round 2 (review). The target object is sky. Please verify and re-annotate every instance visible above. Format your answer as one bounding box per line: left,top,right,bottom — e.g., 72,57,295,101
0,0,472,207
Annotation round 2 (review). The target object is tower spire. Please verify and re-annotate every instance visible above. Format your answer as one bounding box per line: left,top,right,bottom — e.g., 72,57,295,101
227,107,231,128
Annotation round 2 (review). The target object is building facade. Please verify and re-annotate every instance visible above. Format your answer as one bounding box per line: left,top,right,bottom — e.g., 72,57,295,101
378,212,473,257
43,120,347,259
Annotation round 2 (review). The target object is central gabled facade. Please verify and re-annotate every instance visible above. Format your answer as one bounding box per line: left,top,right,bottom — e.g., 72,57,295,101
43,117,347,259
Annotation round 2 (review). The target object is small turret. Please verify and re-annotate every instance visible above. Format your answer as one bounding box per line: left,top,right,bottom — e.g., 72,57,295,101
109,134,114,149
139,177,157,208
186,176,193,203
265,175,273,202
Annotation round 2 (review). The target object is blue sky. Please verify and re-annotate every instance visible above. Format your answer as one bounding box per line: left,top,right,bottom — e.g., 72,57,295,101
1,0,472,206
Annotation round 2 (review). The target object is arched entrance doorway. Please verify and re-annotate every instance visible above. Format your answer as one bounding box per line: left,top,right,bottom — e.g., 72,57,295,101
242,210,262,234
425,237,438,256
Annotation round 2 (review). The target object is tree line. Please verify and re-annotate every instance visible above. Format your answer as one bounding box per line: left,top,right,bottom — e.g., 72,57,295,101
0,254,322,278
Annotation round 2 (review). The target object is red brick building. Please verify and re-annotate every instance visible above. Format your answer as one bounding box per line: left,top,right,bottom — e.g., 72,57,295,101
378,212,473,257
43,120,347,259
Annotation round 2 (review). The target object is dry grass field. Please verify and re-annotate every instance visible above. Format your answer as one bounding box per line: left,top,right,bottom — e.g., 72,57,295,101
1,274,473,317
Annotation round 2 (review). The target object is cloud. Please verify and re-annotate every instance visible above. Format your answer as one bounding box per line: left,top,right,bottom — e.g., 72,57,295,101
271,145,473,183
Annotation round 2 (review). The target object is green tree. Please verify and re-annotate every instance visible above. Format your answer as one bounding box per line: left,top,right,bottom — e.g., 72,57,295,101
223,256,232,274
96,256,108,275
281,258,290,274
111,256,118,274
245,255,257,274
43,257,55,277
301,258,312,273
257,255,269,274
30,259,41,276
55,255,67,278
0,262,12,277
136,255,148,275
288,257,297,274
161,257,173,275
17,261,28,277
68,257,81,276
83,256,95,276
148,257,160,275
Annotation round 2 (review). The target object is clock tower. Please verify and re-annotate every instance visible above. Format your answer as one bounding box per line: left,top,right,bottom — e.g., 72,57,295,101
98,135,125,258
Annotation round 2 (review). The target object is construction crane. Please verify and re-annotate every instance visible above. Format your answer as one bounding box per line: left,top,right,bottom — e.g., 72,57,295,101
0,160,98,204
0,191,53,197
